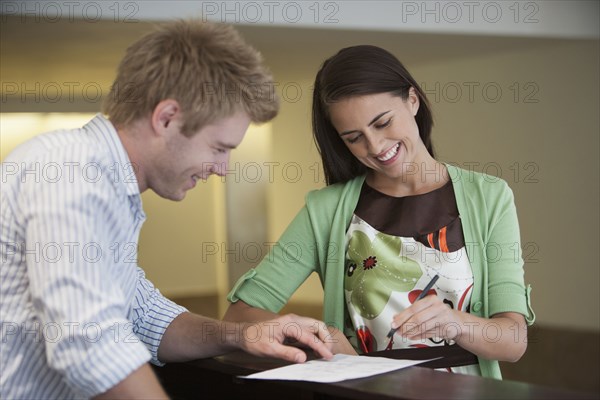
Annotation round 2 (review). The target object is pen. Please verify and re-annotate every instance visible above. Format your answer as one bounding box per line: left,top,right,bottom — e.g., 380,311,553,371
386,274,440,339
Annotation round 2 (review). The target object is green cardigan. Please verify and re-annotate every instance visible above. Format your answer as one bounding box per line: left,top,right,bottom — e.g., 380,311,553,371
228,164,535,379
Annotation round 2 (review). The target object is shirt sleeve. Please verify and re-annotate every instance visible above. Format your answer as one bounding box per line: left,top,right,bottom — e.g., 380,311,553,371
131,267,188,366
22,148,152,397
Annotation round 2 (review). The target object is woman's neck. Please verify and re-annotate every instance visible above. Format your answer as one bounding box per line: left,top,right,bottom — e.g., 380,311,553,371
366,157,449,198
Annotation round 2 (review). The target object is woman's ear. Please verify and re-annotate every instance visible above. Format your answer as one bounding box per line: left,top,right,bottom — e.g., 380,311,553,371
151,99,181,137
408,87,420,116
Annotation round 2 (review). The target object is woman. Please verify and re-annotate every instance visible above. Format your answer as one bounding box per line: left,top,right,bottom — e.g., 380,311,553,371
224,45,535,378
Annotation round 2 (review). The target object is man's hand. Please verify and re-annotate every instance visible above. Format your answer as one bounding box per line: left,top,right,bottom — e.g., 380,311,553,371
223,301,357,358
239,314,334,363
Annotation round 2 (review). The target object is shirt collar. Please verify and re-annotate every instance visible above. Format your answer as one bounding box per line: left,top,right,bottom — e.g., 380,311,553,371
84,114,141,197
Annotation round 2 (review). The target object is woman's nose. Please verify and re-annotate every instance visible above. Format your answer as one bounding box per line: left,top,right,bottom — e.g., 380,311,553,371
365,134,384,156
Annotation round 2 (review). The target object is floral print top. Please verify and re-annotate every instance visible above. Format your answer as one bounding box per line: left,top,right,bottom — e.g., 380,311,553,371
344,179,480,375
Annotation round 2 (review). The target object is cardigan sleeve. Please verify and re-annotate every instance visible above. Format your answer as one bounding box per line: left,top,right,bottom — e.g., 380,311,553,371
485,180,536,325
227,205,320,312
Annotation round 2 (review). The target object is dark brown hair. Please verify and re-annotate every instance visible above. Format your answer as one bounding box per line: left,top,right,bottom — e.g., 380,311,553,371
312,45,434,185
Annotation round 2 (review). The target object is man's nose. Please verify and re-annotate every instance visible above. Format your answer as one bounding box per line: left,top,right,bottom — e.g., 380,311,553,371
212,157,230,177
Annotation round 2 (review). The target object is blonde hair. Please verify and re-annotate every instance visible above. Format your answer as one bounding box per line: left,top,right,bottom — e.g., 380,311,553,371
103,19,279,135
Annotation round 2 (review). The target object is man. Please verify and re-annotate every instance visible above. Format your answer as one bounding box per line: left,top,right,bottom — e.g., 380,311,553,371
0,20,333,399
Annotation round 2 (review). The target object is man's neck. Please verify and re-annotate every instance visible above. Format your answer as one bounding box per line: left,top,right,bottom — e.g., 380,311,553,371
113,120,150,193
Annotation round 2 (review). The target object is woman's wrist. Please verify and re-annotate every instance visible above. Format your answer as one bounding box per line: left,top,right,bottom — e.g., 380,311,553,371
445,308,469,342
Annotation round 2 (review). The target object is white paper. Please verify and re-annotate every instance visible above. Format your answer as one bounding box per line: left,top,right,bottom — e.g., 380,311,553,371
240,354,436,383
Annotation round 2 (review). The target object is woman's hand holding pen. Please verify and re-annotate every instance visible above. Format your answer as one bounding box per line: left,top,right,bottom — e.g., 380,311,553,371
389,293,528,362
390,294,461,342
387,275,461,342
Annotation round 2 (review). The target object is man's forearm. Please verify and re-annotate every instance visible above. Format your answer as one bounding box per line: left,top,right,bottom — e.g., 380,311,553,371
157,312,244,363
157,310,335,364
223,300,280,322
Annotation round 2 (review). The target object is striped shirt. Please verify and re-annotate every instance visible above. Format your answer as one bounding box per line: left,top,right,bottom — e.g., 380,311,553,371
0,114,187,399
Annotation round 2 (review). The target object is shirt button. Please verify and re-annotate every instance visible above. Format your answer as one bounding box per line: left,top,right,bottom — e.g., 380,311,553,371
472,301,483,312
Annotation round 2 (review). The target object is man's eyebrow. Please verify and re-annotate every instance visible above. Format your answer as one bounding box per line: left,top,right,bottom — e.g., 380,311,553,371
339,111,391,136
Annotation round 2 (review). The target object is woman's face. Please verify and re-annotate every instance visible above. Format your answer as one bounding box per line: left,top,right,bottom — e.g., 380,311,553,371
328,90,426,181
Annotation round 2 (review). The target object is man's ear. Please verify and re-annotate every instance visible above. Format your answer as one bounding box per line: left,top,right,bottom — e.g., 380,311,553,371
151,99,181,137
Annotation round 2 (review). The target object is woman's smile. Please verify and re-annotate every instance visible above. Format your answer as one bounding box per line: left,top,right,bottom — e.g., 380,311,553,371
375,142,401,164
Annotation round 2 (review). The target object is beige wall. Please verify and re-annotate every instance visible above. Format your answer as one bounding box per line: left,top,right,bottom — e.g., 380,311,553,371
138,178,227,298
264,76,325,304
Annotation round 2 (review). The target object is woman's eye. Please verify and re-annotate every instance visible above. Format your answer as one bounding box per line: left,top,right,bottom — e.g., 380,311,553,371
347,135,361,144
375,119,392,129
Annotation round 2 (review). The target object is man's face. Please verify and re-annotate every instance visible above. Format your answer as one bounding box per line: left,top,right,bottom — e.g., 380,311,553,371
150,112,251,201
